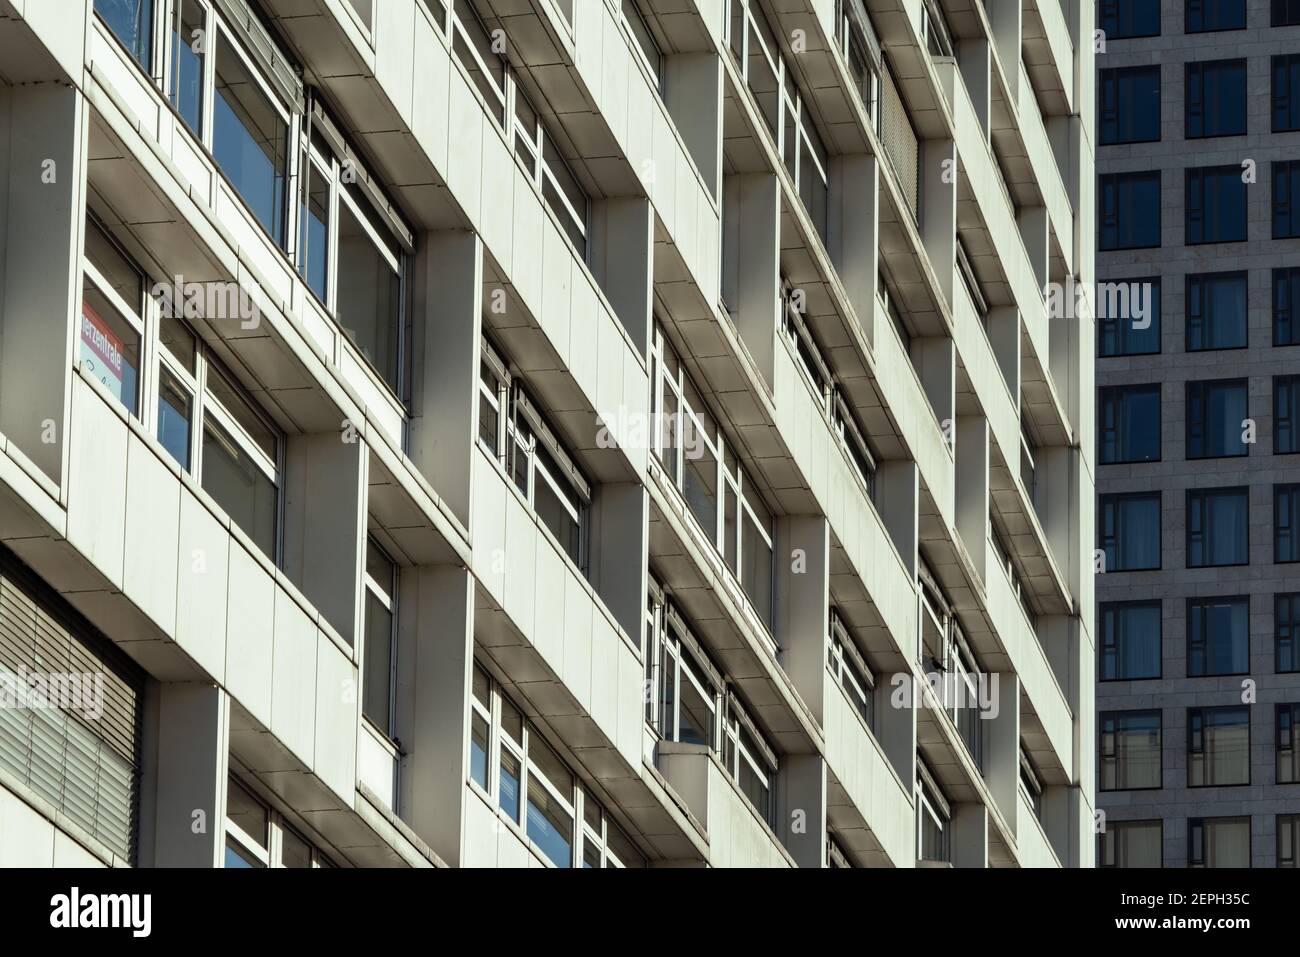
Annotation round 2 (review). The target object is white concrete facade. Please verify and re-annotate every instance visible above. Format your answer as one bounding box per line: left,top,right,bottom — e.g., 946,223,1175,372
0,0,1092,868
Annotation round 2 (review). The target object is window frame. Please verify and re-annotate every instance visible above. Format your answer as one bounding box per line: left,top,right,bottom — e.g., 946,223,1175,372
1098,383,1162,464
1276,483,1300,564
1185,271,1248,352
362,537,398,742
1099,171,1162,250
1276,267,1300,347
828,608,875,730
1184,58,1246,139
1099,491,1162,572
225,775,332,868
1273,54,1300,133
1099,819,1163,868
1097,276,1161,357
1185,377,1249,459
1185,165,1247,245
1276,375,1300,454
1099,599,1163,681
1185,0,1247,32
1277,703,1300,785
1099,0,1161,38
1186,595,1250,678
1278,593,1300,674
1274,160,1300,240
1100,64,1161,145
1188,816,1251,868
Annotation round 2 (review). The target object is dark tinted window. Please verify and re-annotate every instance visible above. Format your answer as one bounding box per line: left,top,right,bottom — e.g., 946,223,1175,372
1185,60,1246,138
1186,166,1246,244
1098,278,1161,356
1100,172,1161,250
1186,272,1247,350
1101,66,1161,144
1100,384,1162,463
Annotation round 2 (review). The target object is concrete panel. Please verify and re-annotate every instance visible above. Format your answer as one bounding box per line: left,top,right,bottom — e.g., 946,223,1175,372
175,491,230,684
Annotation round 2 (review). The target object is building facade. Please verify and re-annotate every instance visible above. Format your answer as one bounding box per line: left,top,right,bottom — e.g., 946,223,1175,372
0,0,1092,868
1095,0,1300,867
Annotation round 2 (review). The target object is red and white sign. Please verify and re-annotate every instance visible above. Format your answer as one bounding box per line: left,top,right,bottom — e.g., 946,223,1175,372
80,299,125,401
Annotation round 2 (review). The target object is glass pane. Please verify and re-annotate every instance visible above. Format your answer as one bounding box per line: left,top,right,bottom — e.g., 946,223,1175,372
81,282,141,415
201,419,277,558
469,711,489,788
226,778,267,848
336,190,401,389
84,221,142,308
683,435,718,537
280,827,312,868
224,836,264,868
205,365,277,459
213,32,288,247
298,159,330,302
157,366,193,470
159,312,197,372
472,663,490,708
95,0,152,68
362,590,393,730
741,510,773,626
500,696,522,743
526,782,573,867
498,747,521,821
170,0,206,135
366,540,394,601
527,733,573,798
533,454,582,565
677,665,714,747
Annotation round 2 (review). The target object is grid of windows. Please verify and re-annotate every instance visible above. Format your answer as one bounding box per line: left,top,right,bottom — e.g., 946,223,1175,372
1187,487,1249,567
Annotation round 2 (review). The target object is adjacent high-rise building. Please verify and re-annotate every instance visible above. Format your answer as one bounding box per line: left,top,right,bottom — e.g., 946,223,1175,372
1095,0,1300,867
0,0,1093,868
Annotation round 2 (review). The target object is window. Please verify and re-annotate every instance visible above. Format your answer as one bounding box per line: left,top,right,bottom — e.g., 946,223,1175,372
362,540,396,737
467,664,643,867
95,0,153,68
1274,54,1300,133
1187,487,1249,567
1280,815,1300,867
81,219,144,416
621,0,663,91
1279,594,1300,673
1019,748,1043,820
1276,376,1300,454
1277,704,1300,784
828,609,875,729
644,583,780,829
84,214,284,562
1100,601,1162,680
212,27,289,247
916,759,951,863
1099,172,1160,250
728,0,830,238
1100,820,1162,867
1275,0,1300,25
1188,707,1250,786
1185,60,1245,138
1100,710,1162,790
479,338,590,571
1186,0,1246,30
1099,492,1161,571
1186,271,1247,351
837,0,883,131
297,107,410,392
169,0,207,135
1186,166,1246,244
1276,268,1300,347
1099,0,1160,37
199,362,282,561
1099,384,1161,463
225,776,333,867
1098,277,1160,356
1274,161,1300,239
1277,483,1300,563
1100,66,1160,144
1189,817,1250,867
650,326,775,630
1187,596,1249,676
1186,379,1248,458
0,551,144,863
